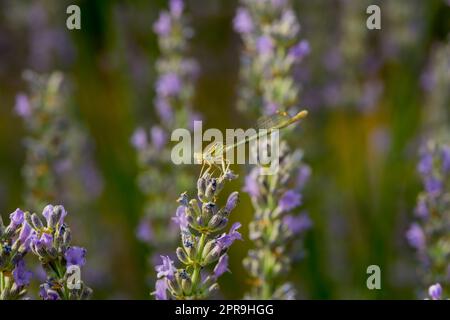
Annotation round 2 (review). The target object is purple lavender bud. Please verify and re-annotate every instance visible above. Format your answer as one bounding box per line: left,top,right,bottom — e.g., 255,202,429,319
424,176,443,196
18,221,33,245
156,72,182,97
417,153,433,176
289,40,310,61
169,0,184,18
14,93,31,118
216,222,242,249
156,255,176,280
65,246,87,267
172,206,189,231
42,204,54,223
225,192,239,213
153,12,172,36
131,128,148,150
283,213,312,235
406,223,425,250
415,198,429,219
155,98,173,123
55,205,68,225
428,283,442,300
214,254,229,278
155,279,168,300
243,170,259,198
41,234,54,250
12,259,32,287
442,145,450,173
279,190,302,212
151,126,167,151
39,283,60,300
256,36,274,55
9,208,24,229
136,219,153,243
233,8,253,34
177,192,189,207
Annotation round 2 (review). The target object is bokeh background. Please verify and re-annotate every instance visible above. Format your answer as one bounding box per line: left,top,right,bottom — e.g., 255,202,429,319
0,0,449,299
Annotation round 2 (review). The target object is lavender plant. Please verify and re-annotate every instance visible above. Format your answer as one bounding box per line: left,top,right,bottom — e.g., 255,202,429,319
406,38,450,299
242,143,311,299
234,0,310,117
0,209,32,299
407,139,450,297
15,71,101,212
234,0,312,299
153,167,242,300
25,204,92,300
133,0,198,251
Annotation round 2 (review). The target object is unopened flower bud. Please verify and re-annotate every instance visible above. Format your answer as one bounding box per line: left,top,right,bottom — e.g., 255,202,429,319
31,213,44,230
176,247,190,265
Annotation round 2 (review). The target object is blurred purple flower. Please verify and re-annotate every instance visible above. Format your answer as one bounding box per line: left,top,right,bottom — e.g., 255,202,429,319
264,102,279,115
170,0,184,18
136,219,153,243
424,176,443,196
216,223,242,249
153,12,172,36
289,40,310,61
156,255,175,280
12,260,32,287
406,223,425,250
243,169,259,198
296,165,311,189
154,279,168,300
279,190,302,212
131,127,148,150
256,36,274,55
428,283,442,300
283,213,312,235
233,8,253,34
155,98,173,123
415,198,429,219
156,73,182,97
417,153,433,176
214,254,229,278
151,126,167,151
172,206,188,231
14,94,31,118
65,246,87,267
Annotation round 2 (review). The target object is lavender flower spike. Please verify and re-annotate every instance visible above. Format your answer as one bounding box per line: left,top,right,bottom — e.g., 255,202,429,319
236,0,312,299
154,167,241,299
408,139,450,298
28,204,92,300
1,208,33,299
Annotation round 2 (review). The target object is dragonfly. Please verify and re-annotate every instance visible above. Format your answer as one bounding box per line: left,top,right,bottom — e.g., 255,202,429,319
195,109,308,176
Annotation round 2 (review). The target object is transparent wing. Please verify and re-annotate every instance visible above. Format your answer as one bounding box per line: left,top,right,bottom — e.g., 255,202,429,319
256,112,290,130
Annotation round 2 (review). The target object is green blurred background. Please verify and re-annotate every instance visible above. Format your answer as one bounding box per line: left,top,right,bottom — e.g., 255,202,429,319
0,0,449,299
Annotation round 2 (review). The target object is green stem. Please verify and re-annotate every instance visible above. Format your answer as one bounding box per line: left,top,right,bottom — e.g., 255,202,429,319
190,233,207,297
0,271,4,295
